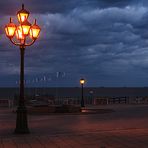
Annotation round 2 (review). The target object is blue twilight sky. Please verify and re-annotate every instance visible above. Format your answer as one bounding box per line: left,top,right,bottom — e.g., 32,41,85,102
1,0,148,87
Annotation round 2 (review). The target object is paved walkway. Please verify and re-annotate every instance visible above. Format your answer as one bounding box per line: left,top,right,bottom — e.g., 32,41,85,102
0,128,148,148
0,105,148,148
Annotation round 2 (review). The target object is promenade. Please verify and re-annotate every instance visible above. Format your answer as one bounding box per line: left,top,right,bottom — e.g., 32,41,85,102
0,105,148,148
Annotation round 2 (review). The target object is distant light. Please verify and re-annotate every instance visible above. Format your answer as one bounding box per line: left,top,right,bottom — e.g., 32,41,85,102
80,78,85,85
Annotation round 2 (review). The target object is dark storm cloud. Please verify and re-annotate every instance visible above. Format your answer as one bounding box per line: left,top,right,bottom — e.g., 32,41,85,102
1,0,148,86
0,0,99,15
0,0,142,15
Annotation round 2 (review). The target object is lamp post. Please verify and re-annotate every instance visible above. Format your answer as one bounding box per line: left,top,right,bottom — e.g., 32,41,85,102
89,90,94,105
5,4,41,134
80,78,85,107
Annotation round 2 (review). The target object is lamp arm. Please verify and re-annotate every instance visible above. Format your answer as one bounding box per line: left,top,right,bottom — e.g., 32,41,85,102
9,37,36,47
24,39,36,46
9,38,21,46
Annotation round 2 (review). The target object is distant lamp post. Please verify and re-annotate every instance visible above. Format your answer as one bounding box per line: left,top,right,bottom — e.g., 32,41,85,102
89,90,94,104
80,78,85,107
5,4,41,134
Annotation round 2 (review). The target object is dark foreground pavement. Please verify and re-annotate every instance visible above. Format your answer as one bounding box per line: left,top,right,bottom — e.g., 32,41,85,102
0,105,148,148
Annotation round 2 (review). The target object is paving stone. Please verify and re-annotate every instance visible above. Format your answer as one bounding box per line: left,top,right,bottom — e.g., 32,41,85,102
0,106,148,147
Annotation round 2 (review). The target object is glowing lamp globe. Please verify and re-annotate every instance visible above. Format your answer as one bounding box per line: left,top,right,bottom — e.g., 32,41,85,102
15,26,24,40
5,18,16,38
80,78,85,85
17,4,29,23
30,19,41,39
21,20,31,36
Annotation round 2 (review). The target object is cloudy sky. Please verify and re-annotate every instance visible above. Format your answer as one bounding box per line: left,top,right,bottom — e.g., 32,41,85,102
1,0,148,87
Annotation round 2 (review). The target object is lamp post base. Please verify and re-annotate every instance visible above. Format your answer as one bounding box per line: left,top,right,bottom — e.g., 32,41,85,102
81,100,85,108
14,106,30,134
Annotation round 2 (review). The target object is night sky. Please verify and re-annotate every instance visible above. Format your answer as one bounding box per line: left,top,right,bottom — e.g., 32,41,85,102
1,0,148,87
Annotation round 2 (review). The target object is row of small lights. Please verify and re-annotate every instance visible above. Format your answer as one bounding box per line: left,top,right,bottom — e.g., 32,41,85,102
14,77,85,84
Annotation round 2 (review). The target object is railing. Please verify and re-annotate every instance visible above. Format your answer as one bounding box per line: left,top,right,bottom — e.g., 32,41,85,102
1,96,148,108
0,99,13,107
51,96,148,105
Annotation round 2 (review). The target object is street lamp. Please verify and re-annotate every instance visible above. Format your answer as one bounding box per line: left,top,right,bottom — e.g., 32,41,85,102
80,78,85,107
89,90,94,104
5,4,41,134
